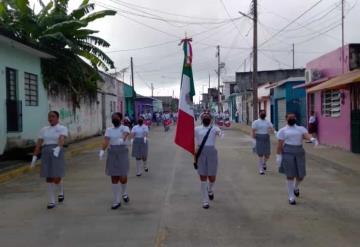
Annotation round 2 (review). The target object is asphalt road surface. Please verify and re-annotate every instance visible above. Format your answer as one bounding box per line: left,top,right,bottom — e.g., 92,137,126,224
0,125,359,247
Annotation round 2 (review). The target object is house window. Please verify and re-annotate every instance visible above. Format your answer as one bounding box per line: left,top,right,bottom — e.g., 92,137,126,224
322,90,341,117
24,73,38,106
6,68,17,100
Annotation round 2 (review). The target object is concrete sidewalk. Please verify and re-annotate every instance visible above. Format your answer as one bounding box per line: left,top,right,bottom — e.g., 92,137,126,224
230,123,360,175
0,136,103,183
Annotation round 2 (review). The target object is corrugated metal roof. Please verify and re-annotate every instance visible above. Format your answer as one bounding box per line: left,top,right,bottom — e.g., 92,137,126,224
307,69,360,93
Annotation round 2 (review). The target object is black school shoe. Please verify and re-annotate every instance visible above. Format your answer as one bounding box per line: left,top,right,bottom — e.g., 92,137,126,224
202,202,210,209
288,199,296,205
111,203,121,210
208,192,214,201
263,165,267,171
123,195,130,203
294,189,300,197
144,167,149,172
47,203,56,209
58,194,64,203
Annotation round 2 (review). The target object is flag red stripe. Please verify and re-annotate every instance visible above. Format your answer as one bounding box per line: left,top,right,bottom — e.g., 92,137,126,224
175,109,195,155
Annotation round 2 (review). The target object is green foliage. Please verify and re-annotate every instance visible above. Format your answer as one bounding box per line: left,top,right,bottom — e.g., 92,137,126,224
0,0,116,107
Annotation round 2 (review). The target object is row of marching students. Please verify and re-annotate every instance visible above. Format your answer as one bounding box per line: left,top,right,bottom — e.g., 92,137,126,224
251,110,318,205
194,109,319,209
31,111,149,210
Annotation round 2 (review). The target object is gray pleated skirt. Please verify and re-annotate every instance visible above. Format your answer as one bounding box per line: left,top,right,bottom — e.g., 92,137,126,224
40,144,65,178
131,137,148,159
106,145,130,176
279,144,306,178
255,134,271,156
197,146,218,176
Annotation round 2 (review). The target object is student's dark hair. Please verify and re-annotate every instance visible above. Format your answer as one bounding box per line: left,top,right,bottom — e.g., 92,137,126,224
49,111,60,118
112,112,123,120
259,109,266,114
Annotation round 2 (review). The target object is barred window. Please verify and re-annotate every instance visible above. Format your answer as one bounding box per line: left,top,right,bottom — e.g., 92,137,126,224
322,89,341,117
24,73,38,106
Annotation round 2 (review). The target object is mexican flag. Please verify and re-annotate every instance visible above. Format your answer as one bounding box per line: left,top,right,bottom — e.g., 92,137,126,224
175,38,196,155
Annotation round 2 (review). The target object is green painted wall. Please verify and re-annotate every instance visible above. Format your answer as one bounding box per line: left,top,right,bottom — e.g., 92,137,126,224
0,41,49,153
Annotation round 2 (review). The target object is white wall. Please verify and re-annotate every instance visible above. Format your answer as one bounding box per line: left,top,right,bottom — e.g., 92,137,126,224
48,94,103,142
257,84,271,121
223,82,231,99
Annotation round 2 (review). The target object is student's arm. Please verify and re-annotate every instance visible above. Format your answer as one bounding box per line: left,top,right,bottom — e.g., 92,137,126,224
101,137,110,150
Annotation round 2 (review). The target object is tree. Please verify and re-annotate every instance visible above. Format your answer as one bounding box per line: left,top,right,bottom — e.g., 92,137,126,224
0,0,116,106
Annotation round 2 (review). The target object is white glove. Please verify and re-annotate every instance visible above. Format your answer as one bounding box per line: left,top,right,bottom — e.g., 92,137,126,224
274,130,278,135
30,156,37,168
310,137,319,146
276,154,282,168
53,146,61,157
119,138,124,145
144,137,147,144
99,150,105,160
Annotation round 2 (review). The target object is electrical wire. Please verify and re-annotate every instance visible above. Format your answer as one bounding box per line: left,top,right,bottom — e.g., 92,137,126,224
259,0,323,48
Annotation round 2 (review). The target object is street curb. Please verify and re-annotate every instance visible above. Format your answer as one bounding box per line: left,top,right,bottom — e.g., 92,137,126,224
231,124,360,175
0,138,102,184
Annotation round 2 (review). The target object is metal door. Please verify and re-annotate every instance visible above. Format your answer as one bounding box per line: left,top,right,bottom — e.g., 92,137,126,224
6,68,22,132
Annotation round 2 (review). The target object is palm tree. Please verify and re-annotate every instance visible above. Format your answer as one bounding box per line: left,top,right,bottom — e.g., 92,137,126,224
0,0,116,106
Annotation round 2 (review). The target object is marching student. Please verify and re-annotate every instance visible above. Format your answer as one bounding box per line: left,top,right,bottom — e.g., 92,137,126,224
276,112,318,205
30,111,68,209
131,117,149,176
307,111,318,142
99,112,131,210
251,110,275,175
194,112,222,209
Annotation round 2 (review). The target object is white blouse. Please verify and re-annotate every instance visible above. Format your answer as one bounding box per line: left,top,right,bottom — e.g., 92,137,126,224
39,124,68,145
131,125,149,138
277,125,308,146
195,125,221,147
252,119,273,134
105,125,130,145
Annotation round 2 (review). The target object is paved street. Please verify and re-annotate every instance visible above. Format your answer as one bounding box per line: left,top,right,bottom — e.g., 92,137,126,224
0,126,360,247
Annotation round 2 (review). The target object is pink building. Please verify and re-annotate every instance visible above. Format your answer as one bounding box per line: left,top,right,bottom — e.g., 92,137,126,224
302,44,360,153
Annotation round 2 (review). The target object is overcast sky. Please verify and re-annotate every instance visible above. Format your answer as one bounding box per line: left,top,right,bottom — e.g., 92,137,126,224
33,0,360,103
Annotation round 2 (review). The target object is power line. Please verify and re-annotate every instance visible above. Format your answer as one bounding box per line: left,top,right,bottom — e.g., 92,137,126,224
107,40,178,53
296,22,342,45
259,0,323,48
107,0,237,21
105,0,243,26
218,0,250,45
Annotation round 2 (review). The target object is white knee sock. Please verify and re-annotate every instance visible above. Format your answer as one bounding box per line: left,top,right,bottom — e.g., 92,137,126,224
294,179,301,190
112,184,121,204
47,183,55,204
136,160,142,175
143,160,147,168
56,181,64,196
208,182,215,193
121,183,128,196
201,181,209,203
287,180,295,200
258,158,264,172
